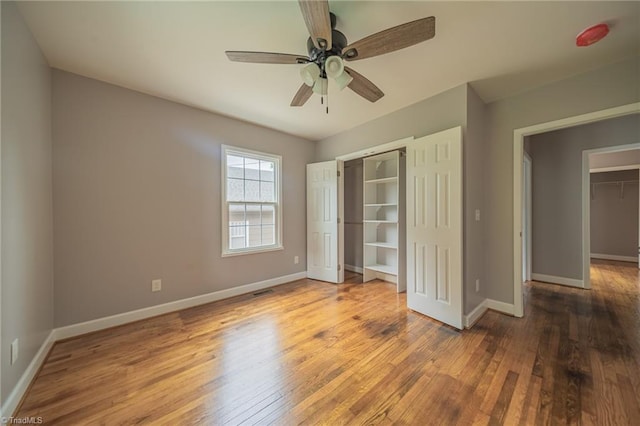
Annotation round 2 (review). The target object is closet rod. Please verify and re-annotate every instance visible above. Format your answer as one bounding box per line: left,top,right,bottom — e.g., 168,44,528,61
591,180,638,185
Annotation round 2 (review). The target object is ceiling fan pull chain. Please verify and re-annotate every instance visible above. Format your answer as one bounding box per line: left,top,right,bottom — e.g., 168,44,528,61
326,84,329,114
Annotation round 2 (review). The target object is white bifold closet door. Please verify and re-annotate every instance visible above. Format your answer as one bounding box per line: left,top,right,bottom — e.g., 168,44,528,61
307,160,343,283
406,127,463,329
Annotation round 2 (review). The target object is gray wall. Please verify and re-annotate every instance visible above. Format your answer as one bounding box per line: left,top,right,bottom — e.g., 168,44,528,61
1,1,54,406
464,85,487,312
315,83,488,315
52,70,314,327
484,56,640,302
344,159,363,270
590,170,639,258
316,84,468,161
528,114,640,279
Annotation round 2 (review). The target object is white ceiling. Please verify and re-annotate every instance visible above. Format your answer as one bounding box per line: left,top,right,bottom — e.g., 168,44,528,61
17,1,640,141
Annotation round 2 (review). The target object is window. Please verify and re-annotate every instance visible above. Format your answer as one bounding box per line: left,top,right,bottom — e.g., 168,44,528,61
222,145,282,256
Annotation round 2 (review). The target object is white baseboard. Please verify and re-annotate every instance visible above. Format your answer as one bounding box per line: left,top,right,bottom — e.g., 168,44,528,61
56,271,307,340
591,253,637,263
531,273,584,289
464,297,516,327
464,300,488,328
344,264,364,274
486,298,516,315
1,330,56,417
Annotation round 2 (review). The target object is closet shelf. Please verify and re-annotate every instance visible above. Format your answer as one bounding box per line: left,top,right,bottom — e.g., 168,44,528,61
364,203,397,207
363,220,397,224
365,176,398,184
364,264,396,275
365,242,397,249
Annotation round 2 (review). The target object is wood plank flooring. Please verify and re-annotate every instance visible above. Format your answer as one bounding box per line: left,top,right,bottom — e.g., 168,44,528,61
16,260,640,424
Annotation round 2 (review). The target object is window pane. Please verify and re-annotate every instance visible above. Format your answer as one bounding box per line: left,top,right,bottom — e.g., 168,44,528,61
260,160,275,182
261,205,275,225
227,155,244,179
246,204,261,226
229,225,245,238
227,178,244,201
229,200,247,250
245,179,260,202
261,225,275,246
260,181,275,202
245,158,260,180
247,225,262,247
228,203,246,222
229,231,246,249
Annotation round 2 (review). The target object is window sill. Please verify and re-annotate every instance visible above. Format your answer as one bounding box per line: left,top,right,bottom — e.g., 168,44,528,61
222,245,284,258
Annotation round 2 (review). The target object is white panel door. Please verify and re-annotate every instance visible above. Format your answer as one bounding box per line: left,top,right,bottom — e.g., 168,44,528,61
307,161,341,283
406,127,463,329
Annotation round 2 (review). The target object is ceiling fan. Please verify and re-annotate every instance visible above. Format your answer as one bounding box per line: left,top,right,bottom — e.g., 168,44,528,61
225,0,435,109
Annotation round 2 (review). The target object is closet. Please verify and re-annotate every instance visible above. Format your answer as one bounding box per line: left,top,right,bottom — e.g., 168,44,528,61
362,150,406,291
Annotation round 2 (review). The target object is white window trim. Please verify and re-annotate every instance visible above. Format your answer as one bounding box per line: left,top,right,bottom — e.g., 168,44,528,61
221,145,283,257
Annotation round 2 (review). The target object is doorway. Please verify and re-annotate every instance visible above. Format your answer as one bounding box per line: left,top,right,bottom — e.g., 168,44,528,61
587,148,640,268
513,103,640,317
342,150,406,290
336,136,413,289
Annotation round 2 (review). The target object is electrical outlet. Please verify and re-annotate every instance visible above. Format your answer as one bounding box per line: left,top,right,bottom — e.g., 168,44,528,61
294,256,299,264
475,279,480,292
11,339,18,365
151,279,162,292
475,209,481,221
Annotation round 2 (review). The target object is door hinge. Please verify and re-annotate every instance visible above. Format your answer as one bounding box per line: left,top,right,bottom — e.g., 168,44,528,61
338,264,341,271
337,217,341,224
337,170,341,177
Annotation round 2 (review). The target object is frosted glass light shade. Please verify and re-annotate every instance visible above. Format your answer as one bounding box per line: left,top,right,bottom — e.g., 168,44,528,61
300,63,320,87
334,71,353,90
324,56,344,79
312,78,328,95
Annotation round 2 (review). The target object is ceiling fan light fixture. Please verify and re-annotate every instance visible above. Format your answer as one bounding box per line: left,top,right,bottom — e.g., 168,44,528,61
312,77,328,95
325,56,345,79
334,70,353,90
300,63,321,86
227,6,436,107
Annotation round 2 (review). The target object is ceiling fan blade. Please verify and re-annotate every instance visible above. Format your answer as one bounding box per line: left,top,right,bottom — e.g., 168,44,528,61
342,16,435,61
298,0,332,50
344,67,384,103
291,84,313,107
226,51,308,64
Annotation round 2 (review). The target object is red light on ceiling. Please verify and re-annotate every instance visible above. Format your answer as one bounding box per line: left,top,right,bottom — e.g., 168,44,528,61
576,23,609,47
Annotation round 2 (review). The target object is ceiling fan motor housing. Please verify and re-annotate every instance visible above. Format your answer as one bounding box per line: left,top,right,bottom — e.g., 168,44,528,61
307,30,347,71
306,13,348,74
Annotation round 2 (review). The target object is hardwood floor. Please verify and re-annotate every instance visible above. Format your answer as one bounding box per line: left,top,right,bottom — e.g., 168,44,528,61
16,260,640,425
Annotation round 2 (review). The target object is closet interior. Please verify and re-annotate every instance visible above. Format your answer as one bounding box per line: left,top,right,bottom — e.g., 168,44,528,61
343,149,406,292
